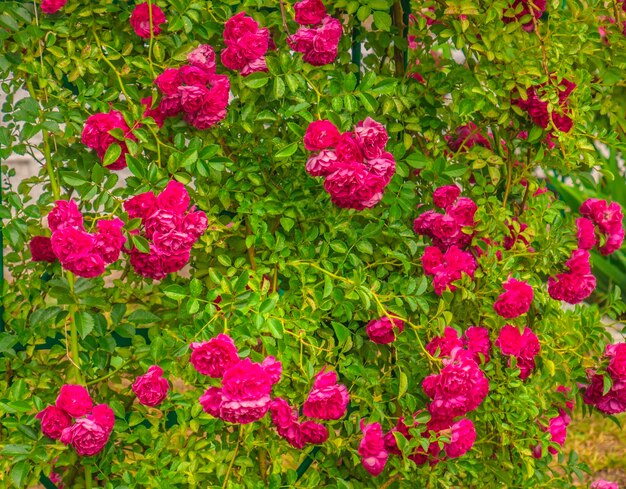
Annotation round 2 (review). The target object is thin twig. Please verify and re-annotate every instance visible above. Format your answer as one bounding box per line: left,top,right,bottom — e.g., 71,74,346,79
278,0,291,37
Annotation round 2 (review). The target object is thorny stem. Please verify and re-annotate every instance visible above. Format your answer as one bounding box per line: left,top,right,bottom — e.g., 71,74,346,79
222,425,244,489
278,0,291,37
92,29,134,104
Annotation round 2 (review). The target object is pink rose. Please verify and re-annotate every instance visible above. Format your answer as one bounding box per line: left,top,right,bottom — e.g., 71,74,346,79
124,192,157,220
55,384,93,418
132,365,170,406
50,227,94,262
300,421,328,444
444,418,476,458
421,246,444,274
302,368,349,420
324,162,385,210
48,200,83,232
496,325,540,379
129,247,166,280
261,356,282,385
445,122,491,152
366,316,404,344
354,117,388,159
156,180,190,214
463,326,491,364
222,358,274,400
426,327,462,358
93,218,126,264
30,236,57,262
335,132,364,163
358,422,388,477
159,94,183,117
89,404,115,434
199,386,223,418
433,185,461,210
41,0,67,14
179,65,212,86
294,0,326,25
606,343,626,380
130,3,167,38
141,96,166,127
60,418,111,456
179,85,210,113
143,209,181,239
493,278,534,319
591,481,620,489
240,57,268,76
363,151,395,185
154,69,182,96
305,149,339,177
37,406,72,440
583,373,626,414
448,197,478,228
81,110,135,170
303,120,341,151
182,210,208,241
189,334,239,378
63,254,106,278
223,12,259,45
546,413,570,455
187,44,217,73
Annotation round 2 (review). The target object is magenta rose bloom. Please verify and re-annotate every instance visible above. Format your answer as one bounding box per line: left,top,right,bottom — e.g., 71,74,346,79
448,196,478,228
186,44,217,73
303,120,341,151
421,246,444,275
302,368,349,420
47,200,83,233
141,96,166,128
433,185,461,210
55,384,94,418
261,356,283,385
30,236,57,262
354,117,389,159
583,372,626,414
129,247,167,280
124,191,157,220
444,418,476,458
37,406,72,440
93,218,126,264
546,413,570,455
189,334,239,378
63,253,106,278
463,326,491,363
143,209,181,240
182,210,209,241
591,481,619,489
426,327,463,358
305,149,339,177
294,0,326,25
132,365,170,407
366,316,404,344
493,278,534,319
496,325,540,379
81,110,135,170
301,421,328,444
324,162,385,210
576,217,596,250
606,343,626,380
445,122,491,152
157,180,190,214
41,0,67,14
179,85,210,113
199,386,223,418
130,3,167,38
358,421,388,477
50,227,94,262
60,418,111,456
154,68,182,96
223,12,259,44
363,151,396,185
89,404,115,434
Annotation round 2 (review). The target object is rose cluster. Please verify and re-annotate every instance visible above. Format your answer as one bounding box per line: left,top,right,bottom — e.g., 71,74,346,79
271,367,349,449
132,365,170,407
124,180,207,280
81,110,137,170
548,249,596,304
41,0,67,14
358,421,388,476
578,198,624,255
304,118,396,210
513,78,575,133
41,200,125,278
496,325,540,379
154,44,230,130
493,278,534,319
502,0,547,31
426,326,491,365
365,316,404,344
583,342,626,415
37,385,114,457
130,2,167,38
421,245,477,295
289,0,342,66
193,334,282,424
221,12,271,76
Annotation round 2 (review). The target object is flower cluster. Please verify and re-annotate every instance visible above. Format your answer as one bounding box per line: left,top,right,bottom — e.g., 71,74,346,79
532,387,575,458
493,278,534,319
579,198,624,255
124,180,207,280
502,0,547,31
548,249,596,304
132,365,170,407
221,12,271,76
304,118,396,210
270,398,329,449
421,245,477,295
366,316,404,344
154,44,230,130
289,1,342,66
38,385,114,457
426,326,491,364
41,0,67,14
358,422,388,476
583,343,626,415
130,3,167,38
193,334,282,424
513,78,576,133
81,110,137,170
45,200,125,278
496,325,540,379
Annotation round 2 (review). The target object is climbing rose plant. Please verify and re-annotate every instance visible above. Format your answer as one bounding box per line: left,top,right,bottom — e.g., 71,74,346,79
1,0,626,487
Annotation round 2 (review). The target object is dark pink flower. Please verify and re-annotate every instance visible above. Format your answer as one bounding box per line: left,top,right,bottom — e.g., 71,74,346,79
199,386,223,417
41,0,67,14
294,0,326,25
157,180,190,214
88,404,115,434
358,422,388,476
124,192,157,220
50,227,94,262
366,316,404,344
81,110,135,170
606,343,626,380
464,326,491,363
302,368,349,420
493,278,534,319
303,120,341,151
60,418,111,456
132,365,170,407
445,123,491,152
130,3,167,38
426,327,463,358
363,151,396,185
496,325,540,379
187,44,217,73
93,218,126,264
583,373,626,414
433,185,461,210
421,246,444,274
30,236,57,262
55,385,94,418
290,15,342,66
324,162,385,210
141,97,166,128
189,334,239,378
154,69,182,96
335,132,364,164
48,200,83,233
305,149,339,177
37,406,72,440
591,481,620,489
444,418,476,458
223,12,259,44
354,117,389,159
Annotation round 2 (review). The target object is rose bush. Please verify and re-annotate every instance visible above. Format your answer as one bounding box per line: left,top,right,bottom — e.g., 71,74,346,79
1,0,626,488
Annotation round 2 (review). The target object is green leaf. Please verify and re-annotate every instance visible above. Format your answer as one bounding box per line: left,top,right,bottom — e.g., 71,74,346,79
128,310,160,324
332,322,350,344
373,11,392,31
131,234,151,254
10,460,29,488
74,311,95,339
102,143,122,167
398,370,408,398
243,73,269,89
163,285,187,301
267,318,283,339
275,142,298,159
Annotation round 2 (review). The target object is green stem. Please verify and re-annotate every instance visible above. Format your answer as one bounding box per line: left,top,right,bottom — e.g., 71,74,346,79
84,463,92,489
67,272,83,383
42,130,61,200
